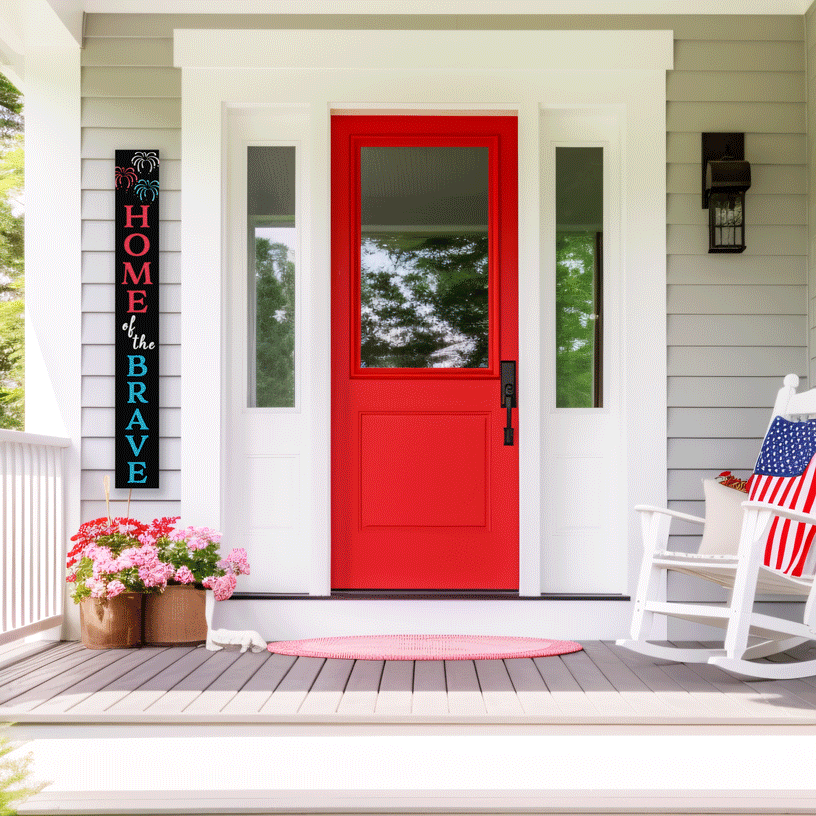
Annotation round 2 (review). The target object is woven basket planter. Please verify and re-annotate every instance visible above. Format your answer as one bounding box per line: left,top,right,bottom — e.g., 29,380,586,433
79,593,143,649
143,584,207,646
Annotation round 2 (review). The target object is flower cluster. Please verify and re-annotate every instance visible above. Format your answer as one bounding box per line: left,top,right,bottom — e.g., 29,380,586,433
203,548,251,600
67,516,249,603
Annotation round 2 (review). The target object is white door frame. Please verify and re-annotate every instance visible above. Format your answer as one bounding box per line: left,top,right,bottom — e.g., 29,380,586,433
176,28,671,636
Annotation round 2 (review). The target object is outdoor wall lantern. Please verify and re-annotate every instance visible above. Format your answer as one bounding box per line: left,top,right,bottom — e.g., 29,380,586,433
702,132,751,253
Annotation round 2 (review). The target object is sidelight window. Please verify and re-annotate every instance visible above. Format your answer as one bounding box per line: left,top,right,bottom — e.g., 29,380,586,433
246,145,297,408
555,146,603,408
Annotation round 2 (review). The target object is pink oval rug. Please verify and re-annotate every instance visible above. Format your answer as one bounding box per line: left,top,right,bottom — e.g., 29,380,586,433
267,634,582,660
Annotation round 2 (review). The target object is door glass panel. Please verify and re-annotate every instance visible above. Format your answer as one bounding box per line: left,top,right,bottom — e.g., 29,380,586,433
555,146,603,408
247,145,296,407
360,145,489,368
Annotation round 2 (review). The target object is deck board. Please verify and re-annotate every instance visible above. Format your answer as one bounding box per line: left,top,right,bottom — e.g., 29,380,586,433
0,645,110,707
29,648,168,714
677,641,816,719
531,654,604,717
0,640,64,674
0,642,82,687
560,650,637,717
474,659,525,716
299,658,355,714
337,660,384,715
184,650,272,714
602,641,716,718
145,649,243,714
411,660,448,715
0,648,132,713
260,655,325,714
375,660,414,715
105,646,212,713
70,647,199,713
659,661,750,717
503,658,564,716
578,640,682,718
6,641,816,724
221,652,295,714
445,660,486,715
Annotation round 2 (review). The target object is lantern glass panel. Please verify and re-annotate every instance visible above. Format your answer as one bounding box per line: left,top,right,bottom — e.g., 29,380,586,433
708,191,745,253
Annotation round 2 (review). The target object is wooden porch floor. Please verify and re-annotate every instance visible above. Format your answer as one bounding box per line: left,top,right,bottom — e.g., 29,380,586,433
5,638,816,725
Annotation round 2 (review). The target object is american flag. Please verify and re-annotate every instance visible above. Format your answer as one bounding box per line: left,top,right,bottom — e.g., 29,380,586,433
749,415,816,576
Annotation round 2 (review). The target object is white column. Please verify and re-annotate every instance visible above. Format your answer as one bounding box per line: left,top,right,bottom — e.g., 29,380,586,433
23,42,82,638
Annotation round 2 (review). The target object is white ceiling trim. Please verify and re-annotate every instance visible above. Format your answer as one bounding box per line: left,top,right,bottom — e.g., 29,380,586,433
174,27,674,70
81,0,810,16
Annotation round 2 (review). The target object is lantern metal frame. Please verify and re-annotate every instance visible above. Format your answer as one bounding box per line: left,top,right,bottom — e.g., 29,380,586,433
701,132,751,254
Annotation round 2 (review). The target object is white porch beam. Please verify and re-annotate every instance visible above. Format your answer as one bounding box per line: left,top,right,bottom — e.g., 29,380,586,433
0,0,81,88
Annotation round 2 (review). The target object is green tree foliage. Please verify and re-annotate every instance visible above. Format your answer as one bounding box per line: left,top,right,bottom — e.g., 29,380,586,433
555,231,598,408
0,724,46,814
0,77,22,141
0,74,23,429
254,237,295,407
360,233,489,368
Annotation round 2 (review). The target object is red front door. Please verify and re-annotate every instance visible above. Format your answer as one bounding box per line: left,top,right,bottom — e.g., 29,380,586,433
331,115,518,590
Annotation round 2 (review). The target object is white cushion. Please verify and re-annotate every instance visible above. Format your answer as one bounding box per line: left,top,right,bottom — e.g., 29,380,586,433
698,478,746,556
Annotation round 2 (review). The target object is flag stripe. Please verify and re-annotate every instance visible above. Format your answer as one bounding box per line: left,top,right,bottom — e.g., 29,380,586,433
749,417,816,577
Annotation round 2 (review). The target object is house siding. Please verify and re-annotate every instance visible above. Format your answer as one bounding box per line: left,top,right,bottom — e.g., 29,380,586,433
80,27,181,521
82,15,807,596
808,1,816,396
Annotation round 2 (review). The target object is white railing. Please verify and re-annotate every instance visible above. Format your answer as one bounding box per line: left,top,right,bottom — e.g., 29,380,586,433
0,429,70,646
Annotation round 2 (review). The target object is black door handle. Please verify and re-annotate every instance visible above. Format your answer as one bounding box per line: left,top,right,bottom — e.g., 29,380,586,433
501,360,516,446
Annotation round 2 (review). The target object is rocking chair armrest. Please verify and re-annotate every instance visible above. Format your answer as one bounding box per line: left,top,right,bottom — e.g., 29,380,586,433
742,501,816,528
634,505,706,525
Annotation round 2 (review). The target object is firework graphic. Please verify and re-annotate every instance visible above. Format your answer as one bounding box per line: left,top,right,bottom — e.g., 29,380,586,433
115,166,138,189
131,151,160,173
133,178,160,202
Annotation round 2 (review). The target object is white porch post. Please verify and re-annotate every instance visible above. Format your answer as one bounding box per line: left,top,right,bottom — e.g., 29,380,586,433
24,45,82,638
0,0,83,639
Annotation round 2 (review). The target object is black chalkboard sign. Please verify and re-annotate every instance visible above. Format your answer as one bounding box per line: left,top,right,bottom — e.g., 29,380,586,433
115,150,160,488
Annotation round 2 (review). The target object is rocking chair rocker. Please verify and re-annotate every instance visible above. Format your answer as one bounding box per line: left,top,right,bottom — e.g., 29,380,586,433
618,374,816,679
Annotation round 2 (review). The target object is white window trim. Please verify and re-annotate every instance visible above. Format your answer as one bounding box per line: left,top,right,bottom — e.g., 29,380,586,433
241,138,302,414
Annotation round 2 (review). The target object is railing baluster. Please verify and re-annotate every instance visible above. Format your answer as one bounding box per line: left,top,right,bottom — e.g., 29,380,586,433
45,446,53,620
55,445,64,620
12,442,20,630
36,444,45,623
51,446,60,620
0,430,70,644
24,441,33,628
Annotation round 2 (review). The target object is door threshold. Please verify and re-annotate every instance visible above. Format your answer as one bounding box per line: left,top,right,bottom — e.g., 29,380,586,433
231,591,630,601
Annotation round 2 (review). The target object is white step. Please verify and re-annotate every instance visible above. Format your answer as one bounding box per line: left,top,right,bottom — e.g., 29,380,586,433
14,734,816,814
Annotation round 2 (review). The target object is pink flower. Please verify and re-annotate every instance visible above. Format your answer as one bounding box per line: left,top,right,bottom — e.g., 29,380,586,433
106,580,126,598
175,566,195,584
138,532,157,547
203,573,237,601
87,578,106,598
139,561,174,588
217,548,251,576
168,525,220,551
186,536,207,552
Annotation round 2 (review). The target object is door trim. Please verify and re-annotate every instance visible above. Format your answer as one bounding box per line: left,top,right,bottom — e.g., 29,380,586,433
178,30,669,613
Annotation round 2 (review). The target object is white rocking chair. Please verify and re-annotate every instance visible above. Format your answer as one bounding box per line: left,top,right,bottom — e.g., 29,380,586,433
618,373,816,679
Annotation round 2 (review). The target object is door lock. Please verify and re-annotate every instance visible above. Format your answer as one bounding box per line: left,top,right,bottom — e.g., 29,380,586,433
501,360,516,446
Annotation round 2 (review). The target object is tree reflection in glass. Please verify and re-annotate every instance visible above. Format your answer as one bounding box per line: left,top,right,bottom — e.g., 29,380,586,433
360,231,489,369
